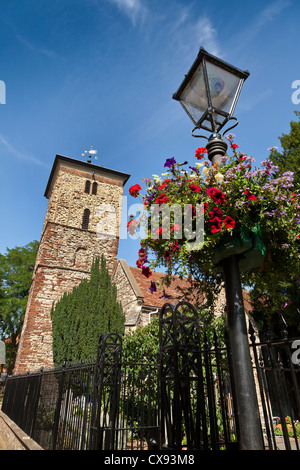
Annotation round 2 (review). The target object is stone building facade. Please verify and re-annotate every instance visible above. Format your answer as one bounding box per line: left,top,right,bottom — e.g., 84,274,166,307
14,154,130,374
112,258,228,330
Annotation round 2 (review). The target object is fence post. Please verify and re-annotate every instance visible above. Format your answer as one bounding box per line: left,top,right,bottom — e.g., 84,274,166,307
90,333,122,450
51,362,66,450
31,367,43,442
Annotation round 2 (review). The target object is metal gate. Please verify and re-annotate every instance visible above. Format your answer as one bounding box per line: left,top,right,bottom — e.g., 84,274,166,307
159,301,238,450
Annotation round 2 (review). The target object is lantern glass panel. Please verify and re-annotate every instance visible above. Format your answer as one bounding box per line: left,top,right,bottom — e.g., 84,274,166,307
205,61,242,115
179,62,208,125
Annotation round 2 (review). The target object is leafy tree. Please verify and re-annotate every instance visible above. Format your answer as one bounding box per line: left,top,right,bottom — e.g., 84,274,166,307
0,241,39,372
248,113,300,332
51,255,125,365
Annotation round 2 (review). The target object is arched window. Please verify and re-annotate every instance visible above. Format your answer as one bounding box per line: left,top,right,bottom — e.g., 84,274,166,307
84,180,91,194
82,208,90,230
92,182,98,195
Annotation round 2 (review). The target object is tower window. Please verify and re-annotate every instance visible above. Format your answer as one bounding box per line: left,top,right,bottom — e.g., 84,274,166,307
84,180,91,194
92,182,98,195
82,208,90,230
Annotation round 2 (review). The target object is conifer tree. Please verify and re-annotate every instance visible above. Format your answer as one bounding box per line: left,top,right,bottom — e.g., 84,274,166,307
51,255,125,365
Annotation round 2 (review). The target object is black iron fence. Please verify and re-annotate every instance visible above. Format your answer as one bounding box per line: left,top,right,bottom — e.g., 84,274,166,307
2,302,300,450
2,342,159,450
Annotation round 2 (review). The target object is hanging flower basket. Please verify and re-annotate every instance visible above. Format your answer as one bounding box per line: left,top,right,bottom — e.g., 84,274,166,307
212,225,266,272
126,135,299,301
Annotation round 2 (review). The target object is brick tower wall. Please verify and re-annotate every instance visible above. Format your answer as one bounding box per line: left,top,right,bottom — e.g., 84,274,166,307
14,156,129,374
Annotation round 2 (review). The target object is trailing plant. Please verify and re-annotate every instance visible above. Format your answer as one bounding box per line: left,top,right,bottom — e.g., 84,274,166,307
127,135,300,325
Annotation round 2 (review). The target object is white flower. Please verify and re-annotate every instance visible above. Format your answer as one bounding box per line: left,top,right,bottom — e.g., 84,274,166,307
202,167,209,176
215,172,224,184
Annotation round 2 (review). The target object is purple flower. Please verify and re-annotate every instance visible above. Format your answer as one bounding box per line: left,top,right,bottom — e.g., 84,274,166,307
189,166,197,172
147,194,156,203
159,290,172,299
225,133,236,141
164,157,176,168
149,281,157,294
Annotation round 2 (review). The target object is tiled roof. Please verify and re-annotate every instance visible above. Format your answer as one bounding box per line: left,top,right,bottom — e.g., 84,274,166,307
129,266,202,309
128,265,252,313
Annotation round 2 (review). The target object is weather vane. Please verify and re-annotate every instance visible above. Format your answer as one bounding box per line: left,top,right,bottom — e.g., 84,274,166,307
82,146,98,163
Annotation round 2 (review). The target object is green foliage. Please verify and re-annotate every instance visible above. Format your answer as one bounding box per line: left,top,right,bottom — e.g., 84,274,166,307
249,112,300,330
0,240,39,372
270,111,300,186
123,316,160,359
51,255,125,366
128,135,300,331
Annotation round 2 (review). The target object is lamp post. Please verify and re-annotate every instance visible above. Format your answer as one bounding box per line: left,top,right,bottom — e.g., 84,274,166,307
173,47,264,450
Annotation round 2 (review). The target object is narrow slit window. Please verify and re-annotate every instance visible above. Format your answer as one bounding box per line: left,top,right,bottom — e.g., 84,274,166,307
84,180,91,194
82,208,90,230
92,182,98,195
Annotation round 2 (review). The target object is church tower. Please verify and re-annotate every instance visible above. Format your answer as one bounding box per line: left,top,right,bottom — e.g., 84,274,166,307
14,153,130,373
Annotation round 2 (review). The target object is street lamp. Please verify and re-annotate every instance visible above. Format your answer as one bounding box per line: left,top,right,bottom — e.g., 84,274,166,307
173,47,249,164
173,47,264,450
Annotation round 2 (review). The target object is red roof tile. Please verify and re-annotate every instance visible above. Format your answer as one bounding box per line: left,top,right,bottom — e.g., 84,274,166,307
128,265,252,313
129,266,202,308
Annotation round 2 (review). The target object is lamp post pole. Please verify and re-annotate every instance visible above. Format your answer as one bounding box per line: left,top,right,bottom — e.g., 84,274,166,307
172,47,265,449
222,254,264,450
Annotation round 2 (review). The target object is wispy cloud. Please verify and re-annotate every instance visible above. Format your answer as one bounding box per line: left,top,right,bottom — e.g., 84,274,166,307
15,33,58,59
193,17,222,58
0,134,50,168
257,0,293,27
233,0,293,51
106,0,148,26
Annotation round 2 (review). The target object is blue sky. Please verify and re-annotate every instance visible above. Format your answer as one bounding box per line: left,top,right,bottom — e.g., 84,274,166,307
0,0,299,268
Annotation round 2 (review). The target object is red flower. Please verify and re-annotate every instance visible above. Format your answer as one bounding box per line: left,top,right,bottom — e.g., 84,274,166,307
138,247,147,263
190,184,201,193
171,223,180,231
164,251,171,261
210,217,222,233
142,266,152,278
155,194,170,204
206,187,225,205
129,184,141,197
244,189,257,201
158,183,167,190
195,147,207,160
155,227,166,236
209,208,223,220
127,219,138,235
223,216,235,230
172,240,180,252
231,143,239,150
